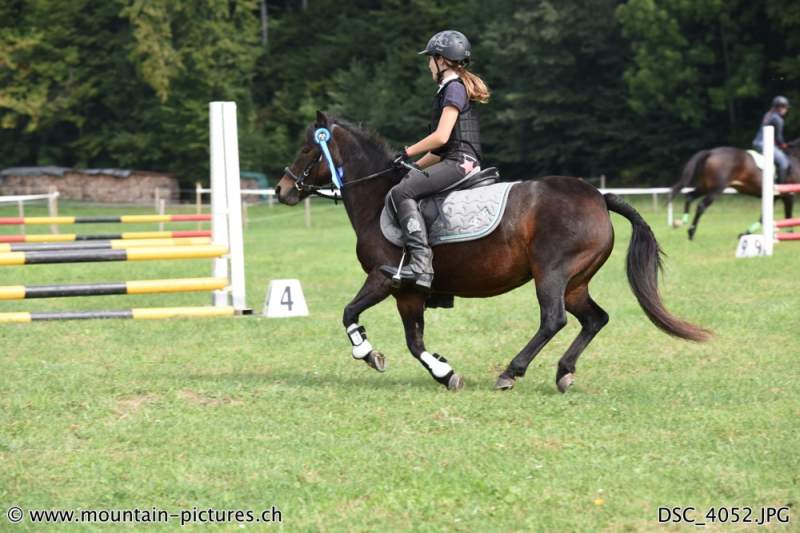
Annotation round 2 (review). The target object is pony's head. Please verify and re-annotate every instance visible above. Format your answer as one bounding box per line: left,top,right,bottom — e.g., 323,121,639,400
786,138,800,182
277,111,394,205
276,111,341,205
787,137,800,157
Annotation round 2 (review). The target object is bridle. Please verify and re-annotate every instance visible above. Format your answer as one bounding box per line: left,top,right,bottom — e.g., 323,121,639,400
282,126,406,200
283,151,327,195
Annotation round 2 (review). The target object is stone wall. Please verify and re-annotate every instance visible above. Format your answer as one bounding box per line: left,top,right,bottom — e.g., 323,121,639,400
0,169,179,204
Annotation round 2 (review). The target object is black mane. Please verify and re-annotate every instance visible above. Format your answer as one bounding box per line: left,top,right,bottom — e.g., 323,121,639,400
308,116,393,163
334,117,393,159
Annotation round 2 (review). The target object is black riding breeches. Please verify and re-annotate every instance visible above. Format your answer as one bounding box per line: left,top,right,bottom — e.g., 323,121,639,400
389,154,479,208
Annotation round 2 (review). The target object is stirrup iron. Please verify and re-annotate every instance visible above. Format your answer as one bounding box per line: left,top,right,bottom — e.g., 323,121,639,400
392,250,406,287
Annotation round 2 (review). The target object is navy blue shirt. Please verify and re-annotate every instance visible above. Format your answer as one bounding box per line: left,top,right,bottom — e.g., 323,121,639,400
440,81,468,113
753,110,786,146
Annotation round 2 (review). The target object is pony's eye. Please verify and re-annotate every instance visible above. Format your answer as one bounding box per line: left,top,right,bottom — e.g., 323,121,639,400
301,146,312,154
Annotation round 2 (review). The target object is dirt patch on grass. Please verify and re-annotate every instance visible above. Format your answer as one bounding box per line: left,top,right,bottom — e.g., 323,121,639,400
178,389,243,407
115,393,159,418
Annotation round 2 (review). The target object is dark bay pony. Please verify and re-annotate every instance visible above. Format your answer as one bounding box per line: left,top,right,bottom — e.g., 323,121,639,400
670,140,800,240
276,112,711,392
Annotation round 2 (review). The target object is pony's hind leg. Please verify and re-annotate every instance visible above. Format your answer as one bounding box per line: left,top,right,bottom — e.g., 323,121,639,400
495,272,568,390
555,285,609,393
679,188,704,226
396,291,464,390
343,269,392,372
688,188,723,240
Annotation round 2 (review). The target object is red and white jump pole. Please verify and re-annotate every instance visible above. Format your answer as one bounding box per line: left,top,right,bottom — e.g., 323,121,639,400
762,125,800,249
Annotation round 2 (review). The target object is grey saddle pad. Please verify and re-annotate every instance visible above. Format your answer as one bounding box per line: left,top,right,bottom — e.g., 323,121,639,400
380,182,517,247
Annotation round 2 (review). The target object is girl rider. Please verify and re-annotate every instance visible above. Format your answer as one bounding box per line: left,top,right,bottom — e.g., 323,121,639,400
753,96,791,183
382,30,491,291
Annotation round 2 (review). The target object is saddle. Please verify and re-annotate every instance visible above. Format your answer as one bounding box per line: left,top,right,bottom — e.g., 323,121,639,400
416,166,500,223
747,150,780,181
443,166,500,191
380,167,515,309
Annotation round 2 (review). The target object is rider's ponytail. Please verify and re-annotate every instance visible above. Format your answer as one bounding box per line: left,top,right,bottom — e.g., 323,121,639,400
461,68,491,104
447,61,490,104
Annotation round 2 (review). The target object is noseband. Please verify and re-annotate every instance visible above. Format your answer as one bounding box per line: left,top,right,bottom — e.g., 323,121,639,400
283,153,323,194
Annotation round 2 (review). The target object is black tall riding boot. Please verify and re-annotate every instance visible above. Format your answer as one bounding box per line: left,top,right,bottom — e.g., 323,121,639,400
380,199,433,290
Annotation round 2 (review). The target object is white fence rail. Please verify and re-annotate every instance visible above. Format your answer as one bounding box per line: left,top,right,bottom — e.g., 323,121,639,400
0,189,60,234
193,179,746,229
598,187,739,226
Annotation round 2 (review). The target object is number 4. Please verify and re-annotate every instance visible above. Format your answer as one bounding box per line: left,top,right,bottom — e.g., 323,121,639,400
281,286,294,311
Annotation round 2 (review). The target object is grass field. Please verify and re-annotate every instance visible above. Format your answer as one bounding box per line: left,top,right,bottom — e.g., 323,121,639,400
1,195,798,531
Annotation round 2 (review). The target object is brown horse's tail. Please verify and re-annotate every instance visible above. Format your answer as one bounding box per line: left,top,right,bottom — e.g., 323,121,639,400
604,193,713,342
669,149,710,201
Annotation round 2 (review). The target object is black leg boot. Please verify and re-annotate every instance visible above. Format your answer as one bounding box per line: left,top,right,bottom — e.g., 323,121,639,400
380,199,433,291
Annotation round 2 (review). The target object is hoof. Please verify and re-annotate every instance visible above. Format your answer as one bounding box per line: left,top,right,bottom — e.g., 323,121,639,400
557,373,575,393
672,220,683,228
364,351,386,373
447,373,464,391
494,375,515,390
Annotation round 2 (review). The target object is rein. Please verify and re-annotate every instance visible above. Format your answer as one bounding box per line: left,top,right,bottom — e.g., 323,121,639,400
283,126,401,201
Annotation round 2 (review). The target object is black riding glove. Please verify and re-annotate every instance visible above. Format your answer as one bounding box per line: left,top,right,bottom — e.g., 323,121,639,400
392,149,411,168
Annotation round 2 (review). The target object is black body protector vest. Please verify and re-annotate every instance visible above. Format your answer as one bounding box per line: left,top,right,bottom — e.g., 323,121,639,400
430,79,482,163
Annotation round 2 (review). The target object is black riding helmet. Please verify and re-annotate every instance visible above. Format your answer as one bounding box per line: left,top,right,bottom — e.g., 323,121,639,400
772,95,790,109
418,30,471,65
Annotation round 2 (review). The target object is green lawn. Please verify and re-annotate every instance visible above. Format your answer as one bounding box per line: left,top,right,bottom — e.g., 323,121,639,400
1,195,798,531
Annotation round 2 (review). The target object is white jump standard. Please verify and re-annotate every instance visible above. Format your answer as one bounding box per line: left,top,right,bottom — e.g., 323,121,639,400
0,101,249,321
743,125,800,255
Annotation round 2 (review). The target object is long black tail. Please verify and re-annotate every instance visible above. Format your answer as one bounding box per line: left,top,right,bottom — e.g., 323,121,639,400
669,149,710,202
604,193,712,342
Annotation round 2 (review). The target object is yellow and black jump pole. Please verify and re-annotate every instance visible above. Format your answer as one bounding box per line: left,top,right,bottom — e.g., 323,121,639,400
0,306,235,323
0,277,228,300
0,245,227,266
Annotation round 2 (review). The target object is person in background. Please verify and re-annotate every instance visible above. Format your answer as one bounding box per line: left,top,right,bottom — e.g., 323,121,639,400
753,96,791,182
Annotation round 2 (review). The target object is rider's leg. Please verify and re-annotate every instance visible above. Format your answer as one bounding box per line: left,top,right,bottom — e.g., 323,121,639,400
774,147,790,183
383,158,472,289
395,198,434,289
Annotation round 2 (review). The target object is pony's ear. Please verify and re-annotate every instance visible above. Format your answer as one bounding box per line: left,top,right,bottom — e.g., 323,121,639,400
316,110,328,127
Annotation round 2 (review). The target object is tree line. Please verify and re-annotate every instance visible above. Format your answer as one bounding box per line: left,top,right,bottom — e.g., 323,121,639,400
1,0,797,187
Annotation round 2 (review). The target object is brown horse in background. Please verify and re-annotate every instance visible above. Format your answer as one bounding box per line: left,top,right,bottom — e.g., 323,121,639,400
276,112,711,393
670,139,800,240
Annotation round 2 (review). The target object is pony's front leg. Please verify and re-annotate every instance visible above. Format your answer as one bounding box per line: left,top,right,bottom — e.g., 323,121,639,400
343,269,392,372
395,291,464,391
